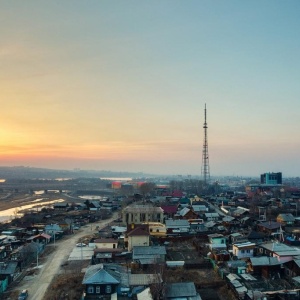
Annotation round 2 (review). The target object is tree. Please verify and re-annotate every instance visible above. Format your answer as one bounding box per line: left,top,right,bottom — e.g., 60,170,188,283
139,182,156,200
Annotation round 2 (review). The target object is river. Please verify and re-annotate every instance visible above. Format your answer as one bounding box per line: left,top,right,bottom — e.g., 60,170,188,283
0,198,65,223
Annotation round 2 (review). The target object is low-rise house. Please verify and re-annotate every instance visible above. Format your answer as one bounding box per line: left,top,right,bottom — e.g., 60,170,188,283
247,231,266,243
222,216,240,228
129,273,162,298
232,241,256,259
257,242,300,259
204,213,219,222
175,207,198,220
257,221,281,235
44,224,63,241
161,205,178,219
207,233,227,250
0,261,20,284
58,220,72,232
88,201,101,211
240,216,252,227
126,225,150,252
284,257,300,278
0,277,8,295
178,197,190,207
53,203,69,211
165,219,190,234
94,238,118,249
192,204,208,214
231,207,249,218
26,233,51,245
75,203,87,210
82,264,129,299
165,282,201,300
204,221,219,231
132,246,166,266
143,222,166,237
92,248,125,264
248,256,290,278
277,213,295,226
229,233,247,244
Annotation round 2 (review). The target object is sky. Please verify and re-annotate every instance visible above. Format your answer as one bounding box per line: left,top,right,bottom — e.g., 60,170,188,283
0,1,300,177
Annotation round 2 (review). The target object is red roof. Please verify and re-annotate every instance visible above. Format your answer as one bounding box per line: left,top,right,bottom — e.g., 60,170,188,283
172,190,184,197
161,205,178,214
127,226,149,237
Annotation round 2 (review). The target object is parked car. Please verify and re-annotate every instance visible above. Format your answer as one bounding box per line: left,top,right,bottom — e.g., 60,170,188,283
76,243,86,247
18,289,28,300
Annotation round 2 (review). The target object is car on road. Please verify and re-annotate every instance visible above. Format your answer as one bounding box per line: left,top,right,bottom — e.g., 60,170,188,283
18,289,28,300
76,243,86,247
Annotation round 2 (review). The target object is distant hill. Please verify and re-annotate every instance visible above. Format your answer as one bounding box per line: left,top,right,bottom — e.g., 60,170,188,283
0,166,153,180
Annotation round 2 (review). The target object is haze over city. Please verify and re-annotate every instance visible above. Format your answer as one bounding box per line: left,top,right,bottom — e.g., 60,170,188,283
1,1,300,177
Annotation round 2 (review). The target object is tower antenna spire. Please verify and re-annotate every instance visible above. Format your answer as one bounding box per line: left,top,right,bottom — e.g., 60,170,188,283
201,104,210,184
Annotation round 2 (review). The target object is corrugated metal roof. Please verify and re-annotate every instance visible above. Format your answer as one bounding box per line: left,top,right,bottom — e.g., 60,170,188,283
133,246,166,255
130,274,161,286
165,282,197,298
165,219,189,227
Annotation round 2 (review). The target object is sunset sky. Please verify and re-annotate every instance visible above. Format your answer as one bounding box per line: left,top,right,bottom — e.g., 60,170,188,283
1,1,300,177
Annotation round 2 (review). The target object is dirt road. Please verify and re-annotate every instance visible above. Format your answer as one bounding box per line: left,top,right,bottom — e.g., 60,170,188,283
15,213,118,300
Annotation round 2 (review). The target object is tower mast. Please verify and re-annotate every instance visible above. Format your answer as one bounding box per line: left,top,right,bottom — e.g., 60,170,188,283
201,104,210,184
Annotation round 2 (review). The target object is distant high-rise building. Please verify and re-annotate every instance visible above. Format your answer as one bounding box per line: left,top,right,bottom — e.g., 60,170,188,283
260,172,282,185
201,104,210,183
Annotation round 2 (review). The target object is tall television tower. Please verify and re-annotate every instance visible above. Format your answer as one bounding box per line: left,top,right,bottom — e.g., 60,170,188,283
201,104,210,183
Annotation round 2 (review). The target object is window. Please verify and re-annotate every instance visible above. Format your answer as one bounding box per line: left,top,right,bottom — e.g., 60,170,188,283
241,250,245,254
88,286,94,294
246,250,250,253
96,286,100,294
106,285,112,293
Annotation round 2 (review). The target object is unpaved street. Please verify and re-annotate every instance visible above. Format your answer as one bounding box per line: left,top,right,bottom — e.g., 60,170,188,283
15,213,118,300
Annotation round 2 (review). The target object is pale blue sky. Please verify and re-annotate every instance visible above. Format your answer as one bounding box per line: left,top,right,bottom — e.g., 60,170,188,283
1,1,299,177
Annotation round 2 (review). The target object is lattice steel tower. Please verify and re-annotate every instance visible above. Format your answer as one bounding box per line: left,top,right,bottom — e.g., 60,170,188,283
201,104,210,183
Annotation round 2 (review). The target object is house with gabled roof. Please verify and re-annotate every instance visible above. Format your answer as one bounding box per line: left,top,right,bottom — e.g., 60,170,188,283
248,256,291,278
277,213,295,226
82,264,129,299
126,225,150,251
222,216,239,228
175,207,198,220
88,201,101,211
257,242,300,259
26,233,51,244
257,221,281,235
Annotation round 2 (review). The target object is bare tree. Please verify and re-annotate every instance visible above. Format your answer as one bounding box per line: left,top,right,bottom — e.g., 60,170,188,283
149,260,166,299
139,182,156,201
